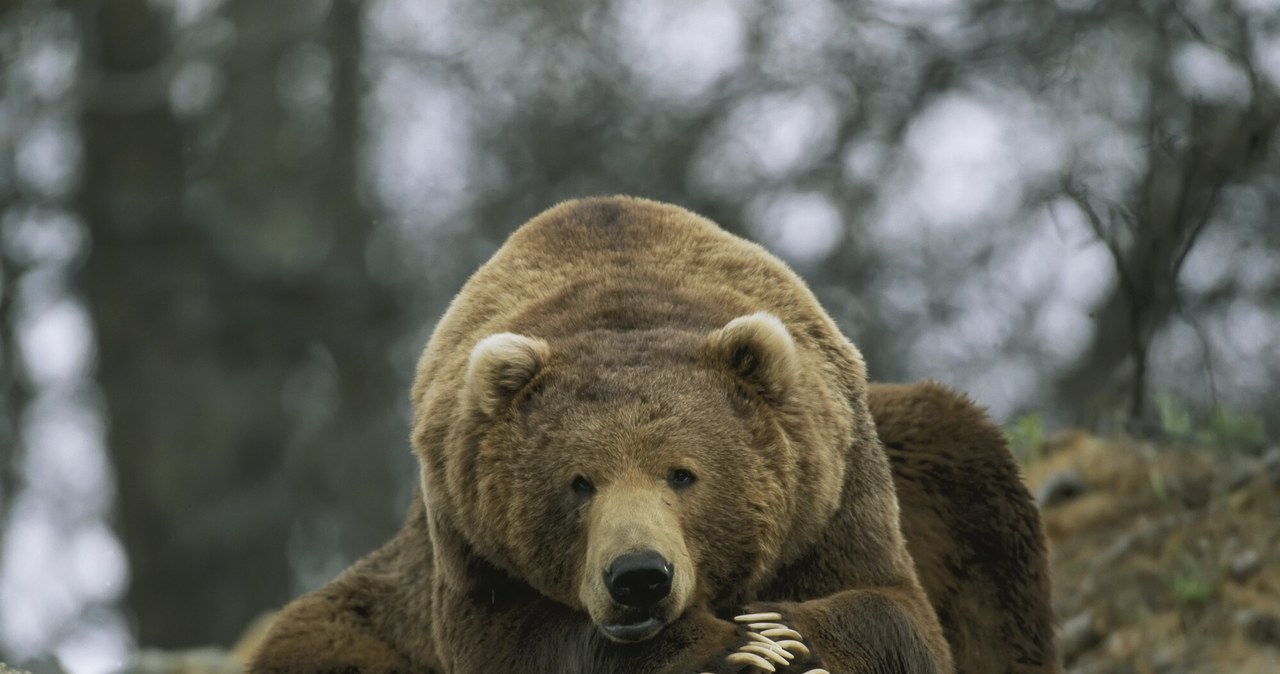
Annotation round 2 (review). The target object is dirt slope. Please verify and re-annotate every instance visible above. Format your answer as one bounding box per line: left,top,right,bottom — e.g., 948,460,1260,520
1026,432,1280,674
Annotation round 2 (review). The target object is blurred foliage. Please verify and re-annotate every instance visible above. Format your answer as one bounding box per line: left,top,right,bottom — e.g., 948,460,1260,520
1006,412,1047,465
0,0,1277,669
1156,394,1268,453
1148,465,1175,507
1170,551,1216,609
1204,408,1268,451
1157,393,1198,442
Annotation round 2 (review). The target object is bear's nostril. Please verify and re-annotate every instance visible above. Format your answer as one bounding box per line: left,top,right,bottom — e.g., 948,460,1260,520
604,550,672,607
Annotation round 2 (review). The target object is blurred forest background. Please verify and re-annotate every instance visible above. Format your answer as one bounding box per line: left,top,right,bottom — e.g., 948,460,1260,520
0,0,1277,672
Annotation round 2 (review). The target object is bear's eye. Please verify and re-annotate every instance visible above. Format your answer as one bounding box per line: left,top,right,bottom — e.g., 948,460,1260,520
571,475,596,497
667,469,697,489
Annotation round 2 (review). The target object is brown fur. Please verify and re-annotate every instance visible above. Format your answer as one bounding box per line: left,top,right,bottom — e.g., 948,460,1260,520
250,196,1059,674
872,382,1063,674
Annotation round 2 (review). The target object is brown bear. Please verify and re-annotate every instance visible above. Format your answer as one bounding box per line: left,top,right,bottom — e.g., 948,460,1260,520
250,196,1061,674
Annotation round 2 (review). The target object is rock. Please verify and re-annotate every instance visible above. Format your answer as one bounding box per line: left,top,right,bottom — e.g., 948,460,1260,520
1067,660,1136,674
119,612,272,674
0,658,60,674
1237,609,1280,645
1224,462,1259,492
123,648,241,674
1150,642,1189,674
1037,469,1090,508
1229,549,1262,582
1090,513,1181,572
1060,610,1102,664
1105,627,1141,659
1173,473,1212,509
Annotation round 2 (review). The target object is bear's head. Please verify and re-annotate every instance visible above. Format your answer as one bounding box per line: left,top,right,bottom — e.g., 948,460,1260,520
448,311,845,643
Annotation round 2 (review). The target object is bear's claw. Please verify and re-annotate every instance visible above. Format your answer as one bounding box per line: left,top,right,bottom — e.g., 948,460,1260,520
771,640,810,659
758,627,802,641
739,642,790,665
734,612,784,623
697,613,826,674
725,651,777,672
746,632,792,656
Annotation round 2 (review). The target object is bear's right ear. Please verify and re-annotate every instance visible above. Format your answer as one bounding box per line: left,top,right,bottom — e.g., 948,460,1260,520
706,312,797,405
465,332,550,417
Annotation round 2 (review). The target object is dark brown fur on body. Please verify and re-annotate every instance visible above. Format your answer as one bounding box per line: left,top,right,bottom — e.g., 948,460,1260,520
873,383,1062,674
250,197,1059,674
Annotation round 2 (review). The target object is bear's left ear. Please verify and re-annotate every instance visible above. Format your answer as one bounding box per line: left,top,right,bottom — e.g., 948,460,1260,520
706,312,797,404
465,332,550,417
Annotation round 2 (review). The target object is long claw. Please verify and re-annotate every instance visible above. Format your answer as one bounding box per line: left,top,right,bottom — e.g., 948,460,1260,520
759,627,802,641
749,635,794,660
734,612,784,623
747,622,788,631
725,651,776,672
773,639,811,658
739,643,790,665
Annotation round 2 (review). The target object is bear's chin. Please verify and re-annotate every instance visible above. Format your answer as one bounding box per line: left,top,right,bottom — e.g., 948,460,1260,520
598,607,669,643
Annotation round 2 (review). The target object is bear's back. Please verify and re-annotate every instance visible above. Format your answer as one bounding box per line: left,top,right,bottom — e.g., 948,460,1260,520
413,196,862,417
437,196,821,336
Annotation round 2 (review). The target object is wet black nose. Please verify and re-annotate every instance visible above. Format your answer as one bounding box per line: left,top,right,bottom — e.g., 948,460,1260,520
605,550,672,607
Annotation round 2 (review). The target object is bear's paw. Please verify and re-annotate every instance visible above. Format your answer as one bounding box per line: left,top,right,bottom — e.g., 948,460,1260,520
695,611,828,674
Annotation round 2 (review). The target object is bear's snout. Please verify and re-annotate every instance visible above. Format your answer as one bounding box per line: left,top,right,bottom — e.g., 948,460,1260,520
579,484,695,643
604,550,672,607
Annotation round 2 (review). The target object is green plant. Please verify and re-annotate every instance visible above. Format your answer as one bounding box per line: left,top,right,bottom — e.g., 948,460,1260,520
1203,407,1266,451
1170,551,1214,608
1148,467,1172,506
1006,412,1046,465
1155,394,1194,442
1171,573,1213,607
1154,394,1267,452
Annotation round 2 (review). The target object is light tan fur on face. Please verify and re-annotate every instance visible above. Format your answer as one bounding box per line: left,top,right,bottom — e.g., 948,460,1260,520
578,480,695,640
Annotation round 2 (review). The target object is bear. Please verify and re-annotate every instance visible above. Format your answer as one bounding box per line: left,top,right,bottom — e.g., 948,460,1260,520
250,196,1061,674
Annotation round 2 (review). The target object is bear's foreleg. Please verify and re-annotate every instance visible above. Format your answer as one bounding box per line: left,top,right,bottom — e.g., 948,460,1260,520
729,586,952,674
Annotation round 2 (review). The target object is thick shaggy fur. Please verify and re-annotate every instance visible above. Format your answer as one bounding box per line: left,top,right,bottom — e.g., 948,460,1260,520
873,382,1061,674
250,197,1060,674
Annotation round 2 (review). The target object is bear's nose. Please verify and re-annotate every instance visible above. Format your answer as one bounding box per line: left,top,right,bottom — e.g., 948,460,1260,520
604,550,672,607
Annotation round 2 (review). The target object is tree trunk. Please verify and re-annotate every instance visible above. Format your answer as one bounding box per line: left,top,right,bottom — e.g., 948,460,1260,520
77,0,405,647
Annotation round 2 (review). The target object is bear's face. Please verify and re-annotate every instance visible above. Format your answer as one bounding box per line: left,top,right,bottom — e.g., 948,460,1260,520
456,314,804,642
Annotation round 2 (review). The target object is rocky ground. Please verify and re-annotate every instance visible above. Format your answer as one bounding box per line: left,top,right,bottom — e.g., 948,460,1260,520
13,432,1276,674
115,612,273,674
1027,431,1280,674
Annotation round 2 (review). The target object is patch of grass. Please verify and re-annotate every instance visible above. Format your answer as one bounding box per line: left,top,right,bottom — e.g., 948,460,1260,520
1172,573,1213,607
1156,395,1194,442
1154,394,1266,453
1148,467,1172,506
1204,407,1266,451
1170,551,1215,608
1006,412,1046,465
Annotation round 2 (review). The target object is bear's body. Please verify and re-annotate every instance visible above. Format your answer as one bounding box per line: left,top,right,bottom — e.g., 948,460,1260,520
251,197,1060,674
